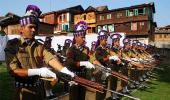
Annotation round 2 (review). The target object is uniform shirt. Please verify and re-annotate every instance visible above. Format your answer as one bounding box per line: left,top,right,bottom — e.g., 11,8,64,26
122,48,131,57
65,44,89,72
110,46,122,57
5,37,55,72
95,46,109,66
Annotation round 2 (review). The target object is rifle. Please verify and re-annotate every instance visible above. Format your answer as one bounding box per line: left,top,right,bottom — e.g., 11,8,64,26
41,72,140,100
94,64,150,89
94,64,135,83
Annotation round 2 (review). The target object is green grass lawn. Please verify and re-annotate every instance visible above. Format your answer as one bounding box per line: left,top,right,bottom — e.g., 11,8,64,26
0,62,14,100
123,60,170,100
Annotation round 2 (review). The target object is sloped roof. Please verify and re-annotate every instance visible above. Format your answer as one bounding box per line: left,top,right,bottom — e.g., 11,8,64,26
85,6,97,12
96,6,108,12
98,2,155,14
41,5,84,16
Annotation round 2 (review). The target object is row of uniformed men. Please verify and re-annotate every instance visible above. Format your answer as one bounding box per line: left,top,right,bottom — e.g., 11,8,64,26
44,24,157,100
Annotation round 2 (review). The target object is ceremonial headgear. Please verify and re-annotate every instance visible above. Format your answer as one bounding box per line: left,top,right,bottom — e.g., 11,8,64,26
73,21,88,37
110,33,122,40
25,5,42,17
65,39,72,44
20,15,39,26
20,5,41,26
123,38,131,45
97,30,109,40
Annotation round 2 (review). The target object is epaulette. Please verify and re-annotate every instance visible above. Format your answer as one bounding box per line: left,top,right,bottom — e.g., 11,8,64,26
36,39,44,44
5,38,20,54
8,38,20,45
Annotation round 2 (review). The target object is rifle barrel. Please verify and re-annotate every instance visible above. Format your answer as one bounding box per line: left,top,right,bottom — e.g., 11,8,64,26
105,89,140,100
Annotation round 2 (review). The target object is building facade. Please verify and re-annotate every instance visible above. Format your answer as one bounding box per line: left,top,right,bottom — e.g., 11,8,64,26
41,5,84,34
74,6,108,33
154,26,170,48
96,2,156,43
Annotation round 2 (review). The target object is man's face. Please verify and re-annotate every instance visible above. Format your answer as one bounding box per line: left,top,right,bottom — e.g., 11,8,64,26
112,39,120,47
125,43,131,49
21,24,37,39
100,39,108,46
75,36,85,46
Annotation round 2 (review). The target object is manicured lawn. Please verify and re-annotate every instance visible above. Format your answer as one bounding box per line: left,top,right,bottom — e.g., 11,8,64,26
123,60,170,100
0,62,14,100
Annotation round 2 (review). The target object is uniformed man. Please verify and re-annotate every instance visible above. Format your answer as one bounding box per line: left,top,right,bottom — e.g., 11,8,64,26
43,36,59,99
61,39,72,57
5,5,75,100
65,21,95,100
94,30,121,100
110,33,126,98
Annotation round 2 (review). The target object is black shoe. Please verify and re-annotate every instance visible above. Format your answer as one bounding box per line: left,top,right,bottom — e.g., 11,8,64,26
46,95,58,100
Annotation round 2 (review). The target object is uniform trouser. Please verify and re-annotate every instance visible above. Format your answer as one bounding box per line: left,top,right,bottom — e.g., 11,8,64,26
14,85,45,100
69,72,86,100
69,85,86,100
43,78,58,96
96,79,108,100
94,72,108,100
110,76,118,91
121,67,129,87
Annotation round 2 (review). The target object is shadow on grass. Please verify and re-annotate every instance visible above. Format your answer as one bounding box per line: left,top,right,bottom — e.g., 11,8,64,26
156,63,170,84
145,81,158,85
0,63,15,100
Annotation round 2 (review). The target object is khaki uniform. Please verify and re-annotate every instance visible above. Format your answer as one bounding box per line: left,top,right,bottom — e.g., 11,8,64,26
5,37,55,100
65,44,89,100
95,46,110,100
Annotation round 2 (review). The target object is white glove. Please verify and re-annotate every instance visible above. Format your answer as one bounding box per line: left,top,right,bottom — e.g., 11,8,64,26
80,61,95,69
139,58,143,62
131,58,139,62
109,55,120,61
125,58,132,62
106,68,111,77
60,67,75,77
68,81,78,86
28,67,56,79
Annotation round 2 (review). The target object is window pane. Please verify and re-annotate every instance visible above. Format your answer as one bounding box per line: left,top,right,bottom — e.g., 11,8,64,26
131,22,137,31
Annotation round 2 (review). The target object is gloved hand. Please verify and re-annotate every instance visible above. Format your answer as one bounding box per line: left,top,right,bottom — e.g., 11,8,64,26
109,55,120,61
28,67,56,79
80,61,95,69
60,67,75,77
106,68,111,77
131,58,139,62
68,81,78,86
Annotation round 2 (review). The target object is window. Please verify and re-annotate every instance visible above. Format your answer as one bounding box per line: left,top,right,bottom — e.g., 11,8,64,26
63,14,66,21
108,24,114,32
116,13,122,18
164,34,167,38
126,9,134,17
140,22,145,26
107,14,112,19
84,15,86,20
131,22,137,31
98,26,102,32
159,35,162,38
100,15,104,20
138,8,146,15
59,15,62,21
103,25,107,31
